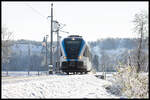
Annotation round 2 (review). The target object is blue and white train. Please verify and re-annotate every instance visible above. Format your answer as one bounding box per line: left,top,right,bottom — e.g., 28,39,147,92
59,35,92,75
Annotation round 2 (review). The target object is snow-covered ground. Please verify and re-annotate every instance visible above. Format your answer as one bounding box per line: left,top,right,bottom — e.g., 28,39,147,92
2,72,121,99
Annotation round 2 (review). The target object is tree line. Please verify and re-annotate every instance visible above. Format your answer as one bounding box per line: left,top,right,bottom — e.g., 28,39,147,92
2,10,148,73
90,10,148,73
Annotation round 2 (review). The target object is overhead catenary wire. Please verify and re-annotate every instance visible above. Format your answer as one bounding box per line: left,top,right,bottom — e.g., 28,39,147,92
25,3,70,39
24,3,52,38
25,3,67,31
25,3,46,19
59,30,69,34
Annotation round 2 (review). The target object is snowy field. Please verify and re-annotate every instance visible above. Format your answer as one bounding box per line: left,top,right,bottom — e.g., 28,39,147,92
2,71,121,99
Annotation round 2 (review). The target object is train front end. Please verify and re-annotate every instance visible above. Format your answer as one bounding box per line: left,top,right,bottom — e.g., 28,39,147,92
60,35,87,74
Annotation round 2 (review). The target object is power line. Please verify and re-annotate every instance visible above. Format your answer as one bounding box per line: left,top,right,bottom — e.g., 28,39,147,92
59,30,69,34
25,3,46,19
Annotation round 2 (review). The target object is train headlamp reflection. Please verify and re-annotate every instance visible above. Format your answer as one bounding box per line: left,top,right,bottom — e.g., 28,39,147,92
63,56,67,59
78,56,82,59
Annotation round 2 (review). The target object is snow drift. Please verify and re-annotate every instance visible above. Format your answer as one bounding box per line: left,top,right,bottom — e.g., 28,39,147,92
2,74,119,98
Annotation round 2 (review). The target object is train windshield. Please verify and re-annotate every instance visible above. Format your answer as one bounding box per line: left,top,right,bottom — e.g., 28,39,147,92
64,39,82,59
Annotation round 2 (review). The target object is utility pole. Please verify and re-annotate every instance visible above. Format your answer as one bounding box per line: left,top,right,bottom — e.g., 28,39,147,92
50,3,53,69
56,31,59,73
52,20,60,73
56,23,60,73
48,3,67,74
49,3,53,74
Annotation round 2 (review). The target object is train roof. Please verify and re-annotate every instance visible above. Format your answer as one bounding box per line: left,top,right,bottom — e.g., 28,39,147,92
68,35,82,38
60,35,84,41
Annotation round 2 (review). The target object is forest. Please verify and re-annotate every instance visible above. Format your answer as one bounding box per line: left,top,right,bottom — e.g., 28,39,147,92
2,37,148,72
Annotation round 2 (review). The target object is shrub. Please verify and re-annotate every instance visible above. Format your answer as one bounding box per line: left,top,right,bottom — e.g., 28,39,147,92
109,65,148,98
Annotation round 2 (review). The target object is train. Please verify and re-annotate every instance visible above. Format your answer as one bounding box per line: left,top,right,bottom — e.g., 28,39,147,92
59,35,92,75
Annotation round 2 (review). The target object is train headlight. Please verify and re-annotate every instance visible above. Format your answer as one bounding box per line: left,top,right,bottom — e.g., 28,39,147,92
78,56,82,59
63,56,67,59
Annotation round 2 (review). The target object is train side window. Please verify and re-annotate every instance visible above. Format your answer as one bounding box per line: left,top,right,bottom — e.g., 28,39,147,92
59,49,62,56
86,47,90,58
60,51,62,56
83,46,87,57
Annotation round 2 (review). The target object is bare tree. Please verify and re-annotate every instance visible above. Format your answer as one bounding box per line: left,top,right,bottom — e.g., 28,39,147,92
133,10,148,73
2,27,14,74
2,27,14,62
92,55,99,72
100,49,110,79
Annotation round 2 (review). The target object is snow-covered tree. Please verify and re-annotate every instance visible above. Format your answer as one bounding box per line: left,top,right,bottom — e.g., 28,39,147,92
132,10,148,73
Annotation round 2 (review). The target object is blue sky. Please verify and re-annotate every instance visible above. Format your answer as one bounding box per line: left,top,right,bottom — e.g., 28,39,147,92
2,1,148,42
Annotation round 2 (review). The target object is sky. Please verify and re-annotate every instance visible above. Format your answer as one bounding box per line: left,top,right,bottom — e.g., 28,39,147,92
2,1,148,42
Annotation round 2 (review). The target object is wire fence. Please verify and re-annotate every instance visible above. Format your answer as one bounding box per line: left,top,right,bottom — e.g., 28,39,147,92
2,71,49,77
